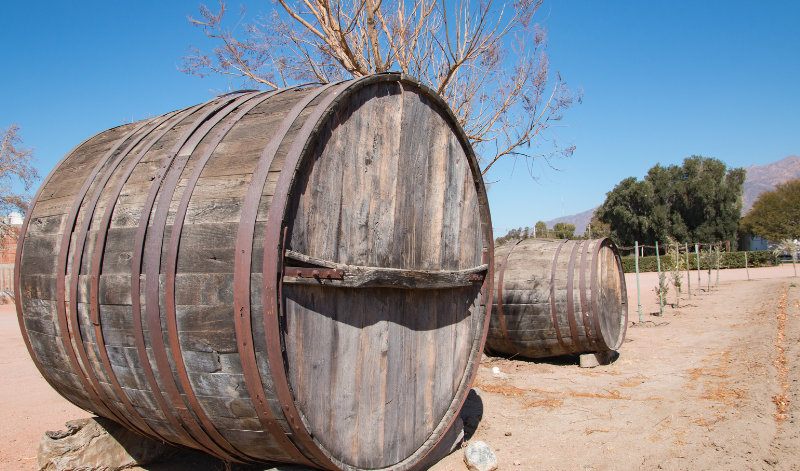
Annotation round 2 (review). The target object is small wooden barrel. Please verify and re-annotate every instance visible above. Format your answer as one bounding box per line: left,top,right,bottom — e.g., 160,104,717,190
485,238,627,358
16,74,493,470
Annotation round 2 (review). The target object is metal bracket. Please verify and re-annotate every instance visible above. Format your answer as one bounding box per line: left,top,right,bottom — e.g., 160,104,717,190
468,273,485,282
480,248,489,306
284,267,345,280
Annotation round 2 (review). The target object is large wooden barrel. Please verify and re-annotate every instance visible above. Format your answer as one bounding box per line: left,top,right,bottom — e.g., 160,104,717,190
485,238,626,358
15,74,493,470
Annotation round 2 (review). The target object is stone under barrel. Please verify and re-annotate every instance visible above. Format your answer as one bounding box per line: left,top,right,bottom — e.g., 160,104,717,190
15,74,494,471
486,238,627,359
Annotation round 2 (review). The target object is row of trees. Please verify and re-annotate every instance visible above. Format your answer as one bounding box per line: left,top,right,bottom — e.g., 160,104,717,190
494,221,580,246
498,155,764,252
593,155,798,253
595,155,746,250
740,178,800,242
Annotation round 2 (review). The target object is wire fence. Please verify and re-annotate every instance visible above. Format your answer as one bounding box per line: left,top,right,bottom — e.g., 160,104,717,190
628,240,797,325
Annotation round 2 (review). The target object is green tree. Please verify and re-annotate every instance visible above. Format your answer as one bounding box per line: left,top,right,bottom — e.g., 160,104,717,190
534,221,547,238
586,211,611,239
495,227,532,246
596,156,745,249
739,178,800,241
552,222,576,239
595,176,657,246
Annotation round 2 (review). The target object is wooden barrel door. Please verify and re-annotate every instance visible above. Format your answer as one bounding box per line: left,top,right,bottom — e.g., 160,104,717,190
279,78,489,469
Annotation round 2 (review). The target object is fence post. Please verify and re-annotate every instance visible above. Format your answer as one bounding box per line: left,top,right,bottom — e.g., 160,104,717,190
745,251,750,281
793,248,797,278
715,245,720,287
636,241,642,323
656,241,664,315
675,243,680,307
707,245,712,292
685,242,691,297
695,244,701,291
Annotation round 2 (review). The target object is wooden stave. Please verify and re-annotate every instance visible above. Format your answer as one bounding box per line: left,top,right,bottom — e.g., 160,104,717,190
486,238,627,358
17,75,492,470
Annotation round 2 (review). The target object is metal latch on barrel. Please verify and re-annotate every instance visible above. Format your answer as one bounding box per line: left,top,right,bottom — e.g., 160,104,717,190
284,267,345,280
468,273,485,282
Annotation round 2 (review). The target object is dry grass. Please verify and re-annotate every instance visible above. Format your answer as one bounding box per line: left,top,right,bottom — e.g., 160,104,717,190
476,379,661,401
694,415,729,428
474,383,527,397
773,393,789,421
618,380,643,387
702,386,748,402
583,428,614,435
524,398,564,409
772,285,790,422
477,375,666,402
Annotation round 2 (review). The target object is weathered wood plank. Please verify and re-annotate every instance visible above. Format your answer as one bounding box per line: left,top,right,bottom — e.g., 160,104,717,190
414,289,437,447
431,287,456,441
299,286,334,454
284,250,487,289
383,290,415,463
327,286,364,461
356,290,389,469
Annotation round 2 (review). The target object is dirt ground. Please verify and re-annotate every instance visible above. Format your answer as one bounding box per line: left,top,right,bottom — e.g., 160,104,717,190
2,264,799,470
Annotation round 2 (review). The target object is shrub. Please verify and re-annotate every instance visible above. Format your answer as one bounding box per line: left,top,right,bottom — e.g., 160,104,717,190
621,250,777,273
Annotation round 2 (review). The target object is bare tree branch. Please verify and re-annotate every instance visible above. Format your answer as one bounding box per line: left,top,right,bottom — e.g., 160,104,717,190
0,124,39,214
181,0,580,179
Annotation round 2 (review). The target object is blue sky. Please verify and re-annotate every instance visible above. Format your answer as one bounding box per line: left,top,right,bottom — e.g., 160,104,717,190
1,1,798,236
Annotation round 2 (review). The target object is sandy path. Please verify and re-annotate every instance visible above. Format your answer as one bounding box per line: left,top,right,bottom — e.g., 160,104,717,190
0,304,86,470
432,267,800,470
2,265,798,470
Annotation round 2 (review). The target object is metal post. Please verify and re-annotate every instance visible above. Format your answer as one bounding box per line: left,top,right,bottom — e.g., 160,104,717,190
715,245,720,287
745,250,750,281
656,241,664,315
707,246,712,292
685,242,691,297
695,244,701,291
636,241,642,323
675,243,680,307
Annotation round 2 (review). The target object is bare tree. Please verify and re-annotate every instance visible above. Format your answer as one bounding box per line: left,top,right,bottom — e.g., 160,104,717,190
180,0,580,176
0,124,39,241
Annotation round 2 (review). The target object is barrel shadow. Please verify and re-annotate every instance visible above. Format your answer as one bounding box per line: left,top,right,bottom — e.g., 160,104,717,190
283,284,479,330
459,389,484,441
484,350,620,366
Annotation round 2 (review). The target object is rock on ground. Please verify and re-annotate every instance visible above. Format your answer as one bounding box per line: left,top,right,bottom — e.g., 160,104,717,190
38,417,176,471
463,441,497,471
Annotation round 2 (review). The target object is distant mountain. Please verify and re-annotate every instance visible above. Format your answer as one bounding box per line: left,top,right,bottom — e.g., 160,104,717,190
742,155,800,214
545,206,598,236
